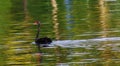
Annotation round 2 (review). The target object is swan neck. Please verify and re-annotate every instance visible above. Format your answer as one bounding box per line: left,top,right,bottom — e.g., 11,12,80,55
35,24,40,40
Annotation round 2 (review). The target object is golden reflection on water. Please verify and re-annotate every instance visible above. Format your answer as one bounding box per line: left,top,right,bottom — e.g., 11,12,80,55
99,0,110,38
4,21,35,65
51,0,60,40
99,0,117,65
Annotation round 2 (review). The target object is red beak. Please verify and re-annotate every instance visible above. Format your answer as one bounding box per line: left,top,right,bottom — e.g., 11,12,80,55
34,21,40,25
34,22,38,25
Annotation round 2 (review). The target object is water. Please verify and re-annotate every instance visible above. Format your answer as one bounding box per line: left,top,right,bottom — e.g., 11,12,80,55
0,0,120,66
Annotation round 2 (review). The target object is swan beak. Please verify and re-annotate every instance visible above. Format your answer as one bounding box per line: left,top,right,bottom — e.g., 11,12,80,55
33,22,38,25
33,21,41,25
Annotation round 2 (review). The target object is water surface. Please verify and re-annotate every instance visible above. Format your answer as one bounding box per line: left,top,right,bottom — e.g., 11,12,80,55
0,0,120,66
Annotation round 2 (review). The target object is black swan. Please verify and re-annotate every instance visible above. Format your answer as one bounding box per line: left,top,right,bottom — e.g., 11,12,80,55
34,21,52,48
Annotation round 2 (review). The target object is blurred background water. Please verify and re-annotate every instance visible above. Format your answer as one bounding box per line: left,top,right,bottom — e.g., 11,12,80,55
0,0,120,66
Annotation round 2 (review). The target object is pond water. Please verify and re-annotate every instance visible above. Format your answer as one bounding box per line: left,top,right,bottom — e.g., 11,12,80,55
0,0,120,66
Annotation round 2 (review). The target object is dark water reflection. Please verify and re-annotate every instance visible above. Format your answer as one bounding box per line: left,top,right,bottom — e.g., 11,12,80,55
0,0,120,66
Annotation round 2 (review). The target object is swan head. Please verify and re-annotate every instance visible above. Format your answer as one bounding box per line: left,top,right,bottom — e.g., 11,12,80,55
34,21,40,25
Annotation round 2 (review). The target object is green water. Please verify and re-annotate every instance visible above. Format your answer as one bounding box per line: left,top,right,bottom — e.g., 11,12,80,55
0,0,120,66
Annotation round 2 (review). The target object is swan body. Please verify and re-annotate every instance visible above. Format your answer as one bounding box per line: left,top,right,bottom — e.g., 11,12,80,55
35,37,52,47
